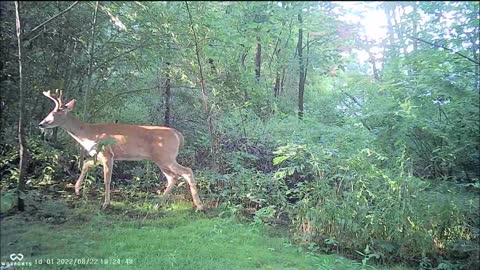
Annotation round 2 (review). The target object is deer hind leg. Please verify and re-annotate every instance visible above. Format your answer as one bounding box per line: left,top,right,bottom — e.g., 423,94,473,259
169,162,204,210
152,167,178,209
75,160,95,196
99,152,114,210
161,169,178,195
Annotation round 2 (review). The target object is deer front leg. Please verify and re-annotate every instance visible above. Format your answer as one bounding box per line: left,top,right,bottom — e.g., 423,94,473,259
75,160,95,196
100,153,114,210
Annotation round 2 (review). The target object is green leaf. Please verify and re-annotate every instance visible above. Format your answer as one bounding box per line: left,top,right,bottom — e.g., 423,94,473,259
96,138,118,149
273,155,289,165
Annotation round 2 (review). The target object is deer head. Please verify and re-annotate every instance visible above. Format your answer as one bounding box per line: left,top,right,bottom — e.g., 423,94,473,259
39,89,76,129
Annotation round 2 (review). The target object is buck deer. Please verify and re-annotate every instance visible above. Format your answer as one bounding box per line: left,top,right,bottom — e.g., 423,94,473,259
38,90,204,210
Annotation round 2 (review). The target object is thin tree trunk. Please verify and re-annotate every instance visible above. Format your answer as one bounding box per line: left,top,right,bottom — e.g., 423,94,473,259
15,1,27,211
385,4,397,58
84,1,99,121
273,47,281,97
370,53,380,81
155,68,162,124
475,46,479,92
284,18,294,50
392,5,404,55
412,2,418,52
297,13,305,120
277,19,292,96
164,62,171,127
79,1,99,169
268,21,285,69
273,71,280,97
255,36,261,81
280,67,286,95
365,37,380,81
240,51,247,70
272,22,287,98
472,25,480,92
239,46,249,100
304,33,310,82
185,1,217,169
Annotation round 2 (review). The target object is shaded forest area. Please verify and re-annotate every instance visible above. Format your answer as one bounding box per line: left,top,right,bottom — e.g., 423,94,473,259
1,1,479,269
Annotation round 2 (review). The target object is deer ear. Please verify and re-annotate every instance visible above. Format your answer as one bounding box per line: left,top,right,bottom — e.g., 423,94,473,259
64,99,76,111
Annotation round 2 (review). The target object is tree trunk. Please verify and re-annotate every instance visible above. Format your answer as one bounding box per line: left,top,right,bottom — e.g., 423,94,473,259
185,1,217,169
240,51,247,70
83,1,99,123
304,33,310,82
472,26,480,92
280,67,286,95
385,4,397,59
391,5,404,55
365,37,380,81
255,36,261,81
164,62,171,127
297,13,305,119
79,1,99,169
273,71,280,97
412,2,418,52
370,54,380,81
15,1,27,211
272,47,282,97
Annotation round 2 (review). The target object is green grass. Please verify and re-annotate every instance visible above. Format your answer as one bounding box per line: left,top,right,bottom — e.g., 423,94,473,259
1,199,410,270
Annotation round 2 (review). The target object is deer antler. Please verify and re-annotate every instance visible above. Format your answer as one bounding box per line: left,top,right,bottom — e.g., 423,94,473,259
42,89,64,111
55,89,64,108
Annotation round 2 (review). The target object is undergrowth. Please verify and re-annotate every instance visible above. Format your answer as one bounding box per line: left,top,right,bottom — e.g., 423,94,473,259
0,195,411,270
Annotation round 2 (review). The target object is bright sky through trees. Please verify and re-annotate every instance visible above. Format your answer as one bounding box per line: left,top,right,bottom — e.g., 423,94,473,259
334,1,388,41
333,1,387,65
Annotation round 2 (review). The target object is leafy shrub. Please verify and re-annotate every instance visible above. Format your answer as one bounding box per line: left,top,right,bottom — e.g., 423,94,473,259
271,142,479,268
0,138,68,188
253,205,277,225
0,190,17,214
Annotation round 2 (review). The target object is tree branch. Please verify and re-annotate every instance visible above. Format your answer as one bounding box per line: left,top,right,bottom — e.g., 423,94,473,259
88,86,157,120
93,44,148,72
24,1,80,40
268,22,285,69
409,36,479,65
185,1,217,168
340,89,362,107
339,95,372,131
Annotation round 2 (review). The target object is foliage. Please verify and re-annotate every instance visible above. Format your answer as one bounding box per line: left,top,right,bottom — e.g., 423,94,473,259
210,137,479,268
0,1,478,269
0,201,403,270
0,138,68,188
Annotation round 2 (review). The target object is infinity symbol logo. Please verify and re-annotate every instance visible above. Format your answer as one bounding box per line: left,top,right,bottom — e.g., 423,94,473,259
10,253,24,261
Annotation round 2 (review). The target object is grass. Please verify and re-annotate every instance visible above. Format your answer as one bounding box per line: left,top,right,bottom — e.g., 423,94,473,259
0,196,411,270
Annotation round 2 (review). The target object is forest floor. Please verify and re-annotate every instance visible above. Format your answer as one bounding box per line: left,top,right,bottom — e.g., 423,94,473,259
0,191,412,270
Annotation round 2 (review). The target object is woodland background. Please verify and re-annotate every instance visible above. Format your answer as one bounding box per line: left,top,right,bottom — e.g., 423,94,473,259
0,1,479,269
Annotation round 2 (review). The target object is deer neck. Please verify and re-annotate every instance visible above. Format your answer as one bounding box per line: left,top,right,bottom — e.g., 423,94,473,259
61,114,98,155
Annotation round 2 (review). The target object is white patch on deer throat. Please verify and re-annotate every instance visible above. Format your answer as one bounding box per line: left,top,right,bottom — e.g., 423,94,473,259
66,131,98,156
